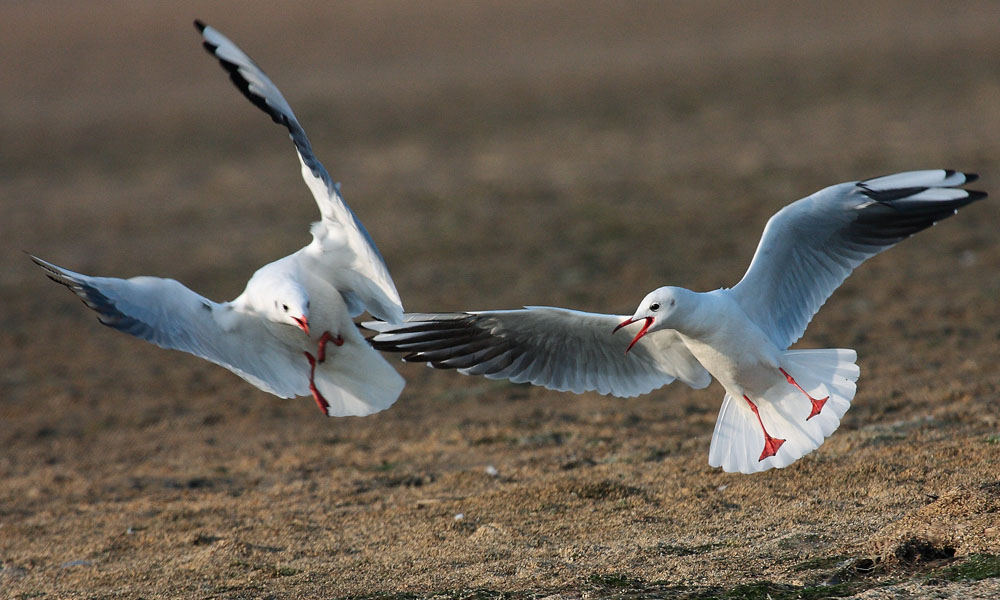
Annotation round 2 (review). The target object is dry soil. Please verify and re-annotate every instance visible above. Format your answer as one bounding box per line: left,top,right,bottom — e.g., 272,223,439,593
3,2,1000,599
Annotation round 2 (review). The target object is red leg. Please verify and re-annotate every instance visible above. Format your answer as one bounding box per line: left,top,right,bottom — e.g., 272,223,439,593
304,351,329,415
744,395,785,461
779,368,828,420
316,331,344,363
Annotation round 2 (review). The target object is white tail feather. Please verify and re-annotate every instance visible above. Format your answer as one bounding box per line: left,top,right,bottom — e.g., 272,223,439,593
312,339,404,417
708,349,859,474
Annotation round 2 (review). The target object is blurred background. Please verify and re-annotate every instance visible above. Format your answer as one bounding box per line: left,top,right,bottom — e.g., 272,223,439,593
2,1,1000,597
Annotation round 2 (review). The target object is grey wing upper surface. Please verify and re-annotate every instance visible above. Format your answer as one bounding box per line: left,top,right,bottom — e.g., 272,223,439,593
33,257,308,398
196,21,403,324
727,170,985,350
365,307,712,398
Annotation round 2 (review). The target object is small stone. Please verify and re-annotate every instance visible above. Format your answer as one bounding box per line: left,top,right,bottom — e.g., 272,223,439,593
454,513,465,521
485,465,499,477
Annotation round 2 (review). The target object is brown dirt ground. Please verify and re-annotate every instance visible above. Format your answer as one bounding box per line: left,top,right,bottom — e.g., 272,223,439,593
3,1,1000,598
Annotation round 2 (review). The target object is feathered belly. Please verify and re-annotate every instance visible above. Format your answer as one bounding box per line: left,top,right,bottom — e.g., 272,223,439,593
680,330,781,398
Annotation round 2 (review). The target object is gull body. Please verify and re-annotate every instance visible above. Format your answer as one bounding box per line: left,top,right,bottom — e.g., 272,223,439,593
241,255,345,350
367,170,984,473
641,288,783,402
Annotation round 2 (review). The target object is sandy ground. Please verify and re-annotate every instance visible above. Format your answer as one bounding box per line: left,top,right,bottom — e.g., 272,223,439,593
3,1,1000,598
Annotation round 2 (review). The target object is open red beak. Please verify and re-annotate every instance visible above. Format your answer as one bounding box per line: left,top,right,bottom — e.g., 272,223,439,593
292,315,310,336
613,316,654,354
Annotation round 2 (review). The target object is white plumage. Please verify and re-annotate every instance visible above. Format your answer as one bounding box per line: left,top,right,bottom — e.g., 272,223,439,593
32,22,405,417
367,170,984,472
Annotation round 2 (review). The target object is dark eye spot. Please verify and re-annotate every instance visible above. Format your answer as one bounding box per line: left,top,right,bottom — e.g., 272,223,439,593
650,302,660,311
282,304,289,312
670,299,676,307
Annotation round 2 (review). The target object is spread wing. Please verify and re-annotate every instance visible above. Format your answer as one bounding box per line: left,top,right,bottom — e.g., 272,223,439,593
197,21,403,324
727,170,985,349
33,256,308,398
364,307,712,398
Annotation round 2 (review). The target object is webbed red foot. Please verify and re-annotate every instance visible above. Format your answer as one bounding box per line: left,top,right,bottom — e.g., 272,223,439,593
316,331,344,363
779,367,829,421
744,395,786,461
304,351,329,415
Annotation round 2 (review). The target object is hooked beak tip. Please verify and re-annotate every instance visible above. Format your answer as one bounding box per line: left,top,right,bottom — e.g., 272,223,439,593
613,317,635,334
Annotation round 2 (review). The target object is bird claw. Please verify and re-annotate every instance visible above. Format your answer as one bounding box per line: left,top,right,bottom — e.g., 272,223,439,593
304,351,329,415
759,434,786,461
806,397,829,421
304,334,343,414
744,395,786,462
316,331,344,363
780,368,828,421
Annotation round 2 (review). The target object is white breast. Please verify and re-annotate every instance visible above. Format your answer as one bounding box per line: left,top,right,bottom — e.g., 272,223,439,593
302,273,357,343
679,292,782,398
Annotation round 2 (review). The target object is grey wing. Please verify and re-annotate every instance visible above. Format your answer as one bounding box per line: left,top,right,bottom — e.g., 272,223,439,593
196,21,402,324
33,256,308,398
364,307,712,398
727,170,985,350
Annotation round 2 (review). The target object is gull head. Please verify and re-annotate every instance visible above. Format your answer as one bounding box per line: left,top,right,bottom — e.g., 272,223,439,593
613,286,686,353
265,280,311,336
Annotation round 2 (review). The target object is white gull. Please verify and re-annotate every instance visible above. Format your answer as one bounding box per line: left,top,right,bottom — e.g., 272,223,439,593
32,21,404,417
366,170,985,472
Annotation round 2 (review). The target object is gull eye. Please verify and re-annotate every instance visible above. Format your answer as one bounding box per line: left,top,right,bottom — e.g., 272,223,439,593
282,304,289,312
650,302,660,311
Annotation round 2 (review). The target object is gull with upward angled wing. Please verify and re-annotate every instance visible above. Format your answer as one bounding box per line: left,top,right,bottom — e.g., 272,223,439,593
366,170,985,473
32,22,404,417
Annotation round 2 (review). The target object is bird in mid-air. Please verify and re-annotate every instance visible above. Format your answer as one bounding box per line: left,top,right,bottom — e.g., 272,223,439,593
32,21,405,417
366,170,985,472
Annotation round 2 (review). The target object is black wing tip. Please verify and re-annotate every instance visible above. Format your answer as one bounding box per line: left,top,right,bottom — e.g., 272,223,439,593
946,170,980,185
193,19,207,33
859,185,928,202
966,189,988,202
33,260,153,339
194,30,289,129
369,339,399,352
29,254,68,281
859,170,986,203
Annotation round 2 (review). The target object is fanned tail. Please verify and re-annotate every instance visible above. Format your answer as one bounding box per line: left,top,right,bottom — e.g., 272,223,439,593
312,337,404,417
708,349,859,474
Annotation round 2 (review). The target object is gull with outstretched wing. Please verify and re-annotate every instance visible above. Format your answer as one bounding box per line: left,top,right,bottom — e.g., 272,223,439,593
33,21,405,417
367,170,985,472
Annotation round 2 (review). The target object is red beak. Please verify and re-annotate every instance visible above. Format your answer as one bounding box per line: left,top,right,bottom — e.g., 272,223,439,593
292,316,310,336
613,316,654,354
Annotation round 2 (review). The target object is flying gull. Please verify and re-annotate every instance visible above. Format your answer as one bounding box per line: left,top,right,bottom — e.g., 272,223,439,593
32,21,404,417
366,170,985,472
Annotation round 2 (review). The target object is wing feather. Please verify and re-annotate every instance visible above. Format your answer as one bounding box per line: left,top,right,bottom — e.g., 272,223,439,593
365,307,712,398
33,257,307,398
728,170,984,349
196,21,402,323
